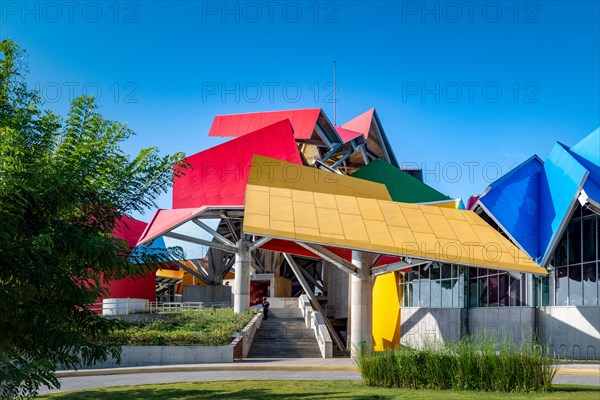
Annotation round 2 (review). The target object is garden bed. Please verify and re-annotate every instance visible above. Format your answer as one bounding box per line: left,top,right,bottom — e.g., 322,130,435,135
76,308,259,368
102,308,257,346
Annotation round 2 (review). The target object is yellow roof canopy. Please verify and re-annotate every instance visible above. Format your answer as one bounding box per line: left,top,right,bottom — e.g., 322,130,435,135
243,158,547,275
248,155,392,200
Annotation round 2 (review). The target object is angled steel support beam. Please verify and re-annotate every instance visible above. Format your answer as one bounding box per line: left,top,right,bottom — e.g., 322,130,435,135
247,236,272,252
192,219,236,248
295,260,325,292
223,217,239,242
163,232,237,253
370,259,430,277
251,252,266,273
296,242,358,275
173,260,209,284
319,142,342,163
360,144,370,165
331,149,353,169
221,254,236,279
283,253,346,352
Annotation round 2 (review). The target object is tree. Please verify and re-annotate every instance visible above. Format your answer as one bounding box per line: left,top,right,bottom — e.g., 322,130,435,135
0,39,186,398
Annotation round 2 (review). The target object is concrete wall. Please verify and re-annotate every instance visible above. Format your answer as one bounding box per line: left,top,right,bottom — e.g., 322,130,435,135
182,285,231,304
298,295,333,358
400,305,600,360
538,306,600,360
469,307,535,343
268,297,299,310
241,310,264,358
325,263,349,320
400,308,467,348
88,345,235,368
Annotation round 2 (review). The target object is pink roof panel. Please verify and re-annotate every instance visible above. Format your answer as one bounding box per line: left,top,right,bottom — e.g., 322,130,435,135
335,126,364,143
340,108,375,138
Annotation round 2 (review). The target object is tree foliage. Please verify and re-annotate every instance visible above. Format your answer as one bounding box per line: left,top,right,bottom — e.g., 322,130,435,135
0,39,187,398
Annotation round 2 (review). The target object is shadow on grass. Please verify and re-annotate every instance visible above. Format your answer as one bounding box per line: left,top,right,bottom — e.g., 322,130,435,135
549,385,600,393
48,387,395,400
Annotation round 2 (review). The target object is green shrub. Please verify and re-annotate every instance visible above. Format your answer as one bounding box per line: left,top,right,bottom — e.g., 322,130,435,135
99,308,256,346
356,337,557,393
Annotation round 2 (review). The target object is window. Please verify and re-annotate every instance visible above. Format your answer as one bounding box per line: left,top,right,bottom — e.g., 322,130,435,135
546,205,599,306
468,268,526,307
582,262,598,306
555,266,569,306
583,218,597,262
401,263,464,308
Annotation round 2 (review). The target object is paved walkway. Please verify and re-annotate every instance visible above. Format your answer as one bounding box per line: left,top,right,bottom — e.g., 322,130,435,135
40,359,600,395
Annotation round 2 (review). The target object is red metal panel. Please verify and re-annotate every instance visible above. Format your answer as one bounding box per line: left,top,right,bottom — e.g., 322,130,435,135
102,272,156,302
174,119,302,209
112,216,148,248
208,109,321,140
340,108,375,138
137,207,206,246
335,126,363,143
260,239,352,261
261,240,403,269
97,216,156,308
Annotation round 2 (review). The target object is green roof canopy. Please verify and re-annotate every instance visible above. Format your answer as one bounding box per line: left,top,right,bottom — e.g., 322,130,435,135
351,159,451,203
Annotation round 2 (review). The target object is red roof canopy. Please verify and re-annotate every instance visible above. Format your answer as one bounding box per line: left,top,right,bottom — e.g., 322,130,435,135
173,119,302,209
208,108,322,140
137,207,206,246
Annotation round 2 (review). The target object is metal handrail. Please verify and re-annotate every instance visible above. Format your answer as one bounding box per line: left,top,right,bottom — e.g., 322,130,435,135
88,300,231,315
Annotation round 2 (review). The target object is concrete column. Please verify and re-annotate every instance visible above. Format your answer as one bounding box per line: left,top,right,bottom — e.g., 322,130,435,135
233,240,251,313
350,250,374,358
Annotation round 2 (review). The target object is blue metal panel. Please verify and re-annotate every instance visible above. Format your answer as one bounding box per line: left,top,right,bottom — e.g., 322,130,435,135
539,144,589,264
583,178,600,204
568,128,600,198
480,155,544,259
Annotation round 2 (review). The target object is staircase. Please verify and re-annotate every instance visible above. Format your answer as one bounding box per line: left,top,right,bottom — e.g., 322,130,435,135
247,307,322,358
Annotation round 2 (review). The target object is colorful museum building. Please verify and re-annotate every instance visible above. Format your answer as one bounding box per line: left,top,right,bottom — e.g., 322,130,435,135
102,108,599,360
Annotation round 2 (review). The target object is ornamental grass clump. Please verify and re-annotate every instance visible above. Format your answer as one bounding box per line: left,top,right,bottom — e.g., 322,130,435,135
356,337,556,392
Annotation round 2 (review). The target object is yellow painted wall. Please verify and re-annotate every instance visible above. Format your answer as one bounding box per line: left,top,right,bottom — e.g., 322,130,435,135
372,271,401,351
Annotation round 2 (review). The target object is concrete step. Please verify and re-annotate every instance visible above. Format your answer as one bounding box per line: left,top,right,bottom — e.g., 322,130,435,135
267,308,303,319
247,308,321,359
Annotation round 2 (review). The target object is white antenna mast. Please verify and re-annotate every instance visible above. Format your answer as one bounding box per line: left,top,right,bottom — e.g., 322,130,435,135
333,61,337,126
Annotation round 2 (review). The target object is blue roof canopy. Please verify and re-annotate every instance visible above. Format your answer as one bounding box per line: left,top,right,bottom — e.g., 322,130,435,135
477,128,599,267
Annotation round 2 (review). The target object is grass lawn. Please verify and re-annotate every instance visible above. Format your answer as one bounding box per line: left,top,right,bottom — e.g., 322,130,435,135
42,380,600,399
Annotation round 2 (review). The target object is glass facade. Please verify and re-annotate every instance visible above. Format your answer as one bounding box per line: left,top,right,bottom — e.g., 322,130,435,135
468,269,528,307
401,206,599,309
539,205,599,306
401,264,464,308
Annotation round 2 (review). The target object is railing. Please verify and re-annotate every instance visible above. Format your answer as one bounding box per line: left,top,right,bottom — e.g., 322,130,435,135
149,301,230,313
298,294,333,358
89,300,230,315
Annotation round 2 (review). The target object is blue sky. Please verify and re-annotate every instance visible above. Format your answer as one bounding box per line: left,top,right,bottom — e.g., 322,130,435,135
2,1,599,220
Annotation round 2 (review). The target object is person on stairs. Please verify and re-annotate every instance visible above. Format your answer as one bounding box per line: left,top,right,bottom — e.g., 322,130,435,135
262,297,270,320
